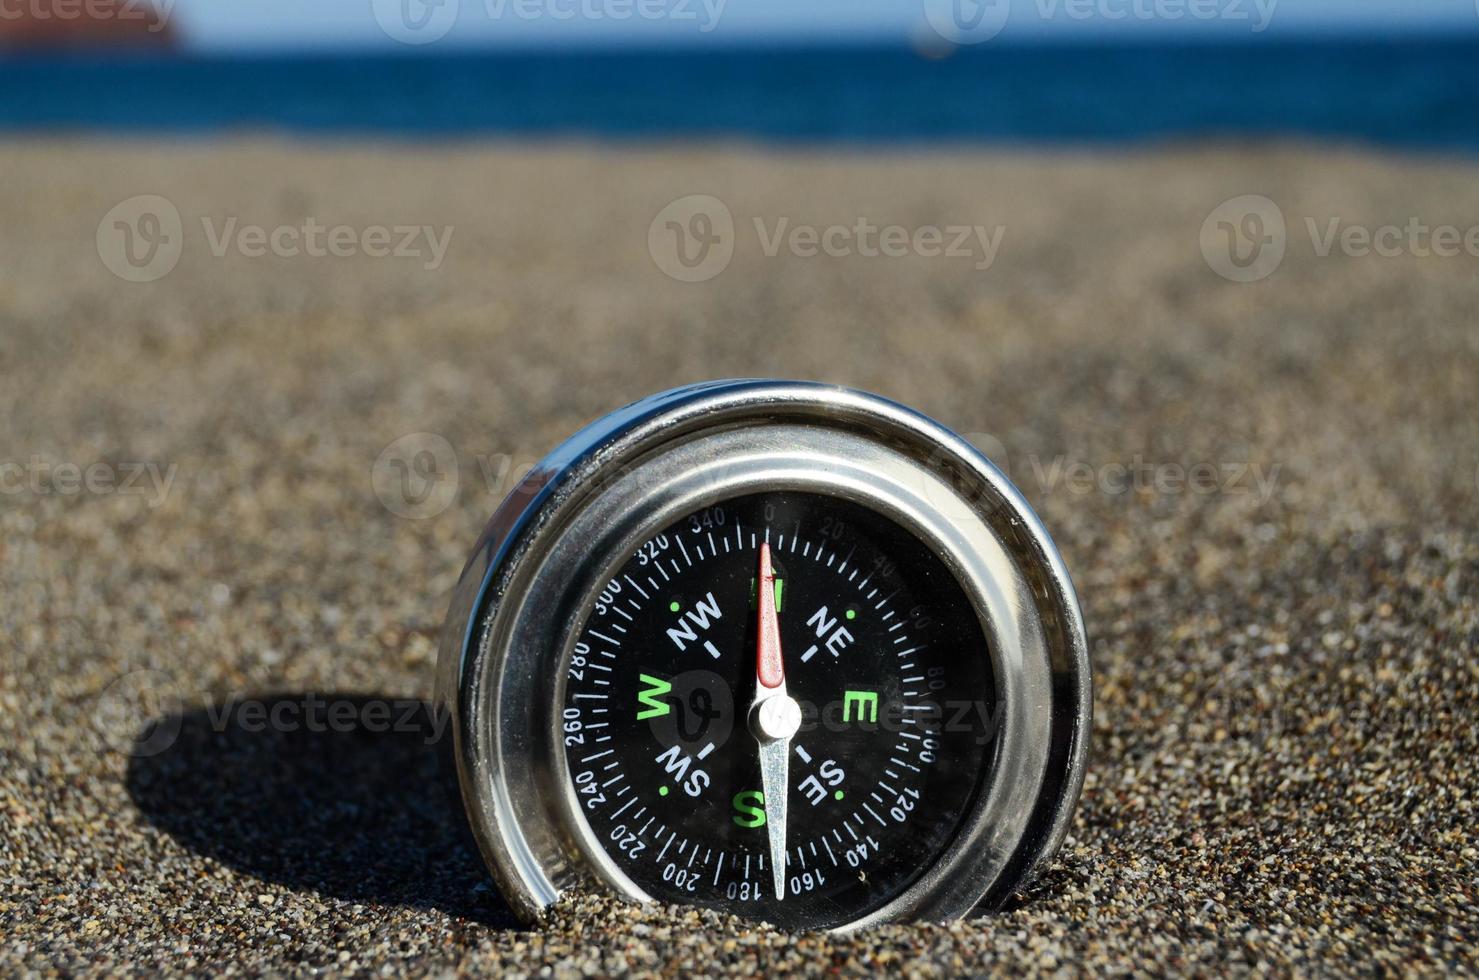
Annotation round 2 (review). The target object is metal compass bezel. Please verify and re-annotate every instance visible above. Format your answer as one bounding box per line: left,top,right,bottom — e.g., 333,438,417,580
436,380,1091,933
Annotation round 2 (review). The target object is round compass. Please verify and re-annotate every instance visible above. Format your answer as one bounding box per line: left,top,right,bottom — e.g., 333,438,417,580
436,380,1090,932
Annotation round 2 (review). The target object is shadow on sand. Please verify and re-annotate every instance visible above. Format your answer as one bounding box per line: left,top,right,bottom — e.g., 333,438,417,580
125,693,517,926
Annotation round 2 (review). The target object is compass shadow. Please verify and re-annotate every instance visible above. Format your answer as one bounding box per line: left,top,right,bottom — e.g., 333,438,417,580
125,693,521,927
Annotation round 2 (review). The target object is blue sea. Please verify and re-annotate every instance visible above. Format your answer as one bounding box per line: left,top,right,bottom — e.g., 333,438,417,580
3,40,1479,150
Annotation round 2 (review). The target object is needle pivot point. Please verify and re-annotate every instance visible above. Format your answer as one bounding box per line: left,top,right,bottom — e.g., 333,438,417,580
753,694,802,742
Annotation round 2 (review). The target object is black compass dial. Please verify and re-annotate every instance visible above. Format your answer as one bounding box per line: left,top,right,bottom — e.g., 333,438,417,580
560,491,997,930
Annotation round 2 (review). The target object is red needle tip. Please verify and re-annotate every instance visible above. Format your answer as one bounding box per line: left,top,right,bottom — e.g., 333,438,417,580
756,543,785,689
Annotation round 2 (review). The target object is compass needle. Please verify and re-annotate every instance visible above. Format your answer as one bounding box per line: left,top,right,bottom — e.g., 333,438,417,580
751,544,796,901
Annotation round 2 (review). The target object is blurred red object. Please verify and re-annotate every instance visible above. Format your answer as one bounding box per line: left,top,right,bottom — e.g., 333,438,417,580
0,0,175,50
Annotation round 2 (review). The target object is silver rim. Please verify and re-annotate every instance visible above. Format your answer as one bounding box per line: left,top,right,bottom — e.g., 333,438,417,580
436,380,1091,931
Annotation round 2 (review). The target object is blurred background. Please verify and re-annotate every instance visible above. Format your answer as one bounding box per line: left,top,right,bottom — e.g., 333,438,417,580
4,0,1479,142
4,1,1477,974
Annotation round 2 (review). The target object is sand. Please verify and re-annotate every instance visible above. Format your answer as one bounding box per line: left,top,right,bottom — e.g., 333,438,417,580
1,139,1475,975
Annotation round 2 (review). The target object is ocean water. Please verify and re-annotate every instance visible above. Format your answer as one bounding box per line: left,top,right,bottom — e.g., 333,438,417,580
3,40,1478,149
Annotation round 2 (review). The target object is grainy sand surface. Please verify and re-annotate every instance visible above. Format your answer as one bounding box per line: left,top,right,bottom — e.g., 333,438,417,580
1,140,1476,975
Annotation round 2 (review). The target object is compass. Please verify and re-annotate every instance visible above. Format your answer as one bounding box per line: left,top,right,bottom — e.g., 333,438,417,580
436,380,1090,932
